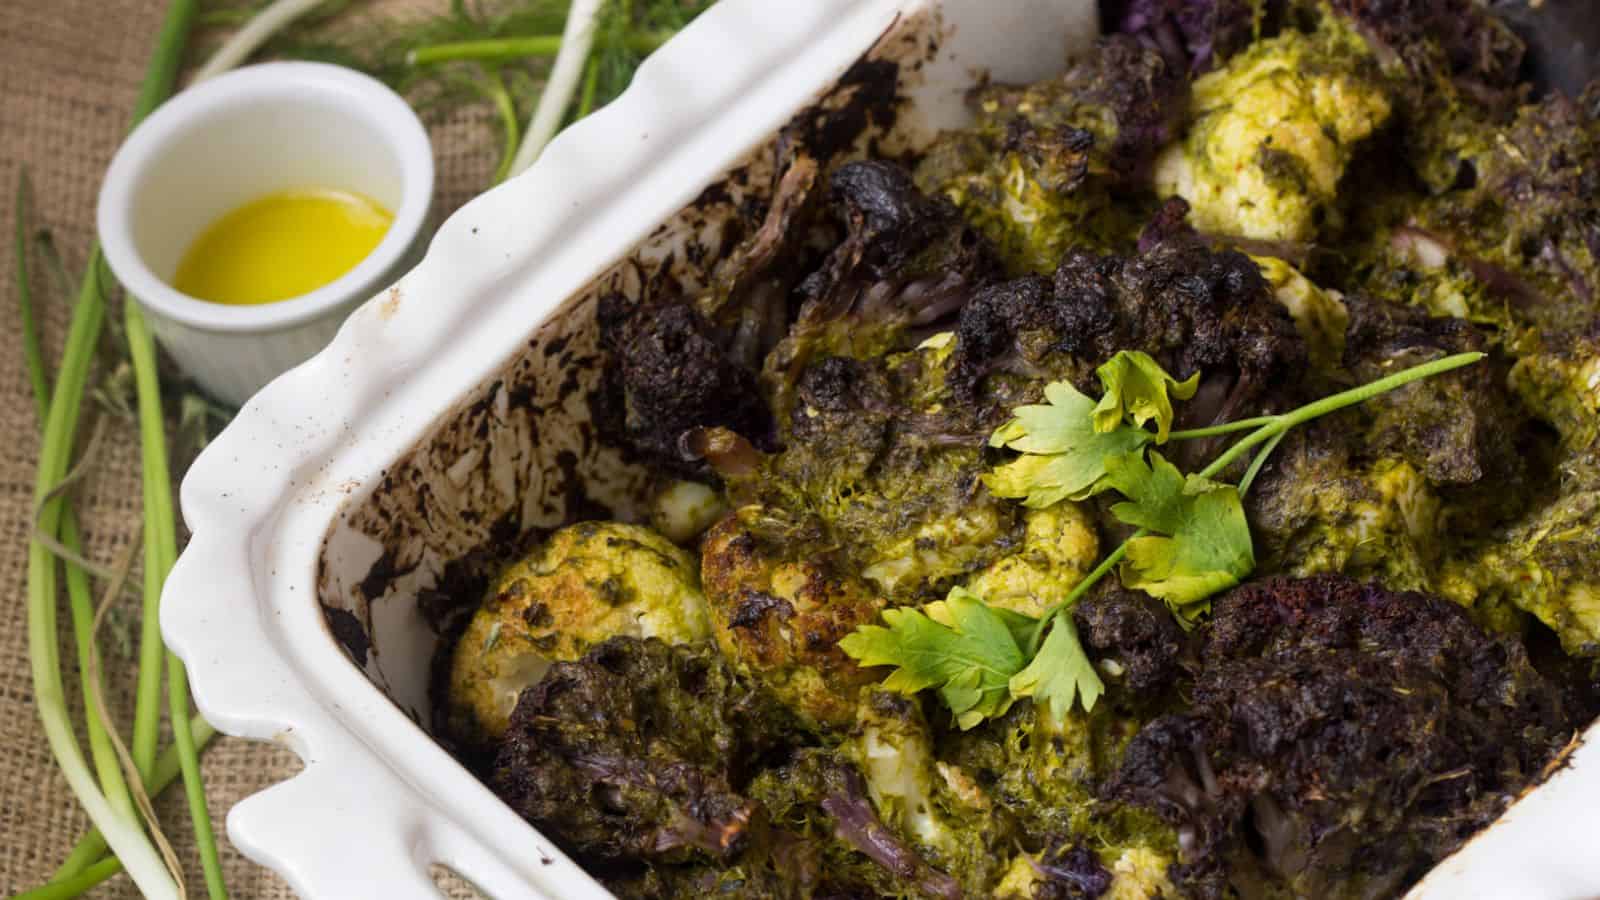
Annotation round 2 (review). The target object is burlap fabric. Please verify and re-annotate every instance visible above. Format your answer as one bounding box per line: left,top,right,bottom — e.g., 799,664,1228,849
1,2,502,895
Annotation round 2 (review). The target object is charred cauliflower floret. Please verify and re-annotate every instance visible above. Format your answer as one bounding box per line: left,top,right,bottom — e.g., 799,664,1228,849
1155,21,1391,242
1341,294,1527,489
1249,295,1537,625
1072,586,1187,695
595,296,775,476
914,34,1184,272
1441,329,1600,655
745,747,969,900
1248,428,1443,591
1358,226,1514,335
964,501,1100,617
492,637,795,866
944,700,1182,899
762,160,1001,422
448,522,709,743
950,238,1306,423
1442,474,1600,657
721,352,1022,601
1110,576,1580,899
1415,85,1600,336
846,694,1016,895
699,514,884,730
1511,329,1600,453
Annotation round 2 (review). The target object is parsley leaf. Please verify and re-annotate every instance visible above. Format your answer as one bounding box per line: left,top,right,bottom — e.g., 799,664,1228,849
985,381,1152,508
839,587,1027,729
847,352,1484,727
1092,351,1199,443
1009,610,1104,722
1103,450,1254,615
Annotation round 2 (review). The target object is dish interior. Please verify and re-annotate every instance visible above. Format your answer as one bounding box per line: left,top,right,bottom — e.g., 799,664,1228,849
315,4,1092,740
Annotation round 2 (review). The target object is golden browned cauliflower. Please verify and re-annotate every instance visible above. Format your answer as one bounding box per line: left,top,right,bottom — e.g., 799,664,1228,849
699,513,884,729
448,521,709,743
1155,21,1390,242
962,502,1100,617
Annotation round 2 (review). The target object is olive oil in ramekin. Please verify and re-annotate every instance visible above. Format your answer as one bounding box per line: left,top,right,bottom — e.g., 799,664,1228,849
173,188,393,306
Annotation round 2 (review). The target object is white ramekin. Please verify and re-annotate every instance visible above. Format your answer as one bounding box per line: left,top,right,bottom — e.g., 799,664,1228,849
160,2,1600,898
97,61,433,408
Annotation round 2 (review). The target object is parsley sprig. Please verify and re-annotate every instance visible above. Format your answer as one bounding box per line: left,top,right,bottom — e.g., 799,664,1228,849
842,349,1485,729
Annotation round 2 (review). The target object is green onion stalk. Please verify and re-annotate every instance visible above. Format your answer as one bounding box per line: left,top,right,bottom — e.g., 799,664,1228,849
30,715,218,898
126,300,229,899
405,29,668,66
507,0,603,176
15,177,136,826
20,0,231,897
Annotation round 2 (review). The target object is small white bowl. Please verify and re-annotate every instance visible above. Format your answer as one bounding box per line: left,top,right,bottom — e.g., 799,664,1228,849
98,61,433,407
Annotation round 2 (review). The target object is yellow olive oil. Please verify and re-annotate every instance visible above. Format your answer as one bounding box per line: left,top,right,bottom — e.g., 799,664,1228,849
173,188,393,306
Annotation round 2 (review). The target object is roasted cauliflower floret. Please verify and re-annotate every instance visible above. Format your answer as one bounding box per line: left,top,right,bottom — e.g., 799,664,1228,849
913,35,1182,273
944,700,1181,898
1111,575,1580,898
1248,431,1443,592
1509,331,1600,453
1254,255,1348,371
1441,481,1600,658
964,501,1100,617
846,694,1015,895
858,501,1013,598
448,522,709,743
700,514,884,730
1440,331,1600,655
722,352,1022,601
1155,22,1391,242
491,637,796,867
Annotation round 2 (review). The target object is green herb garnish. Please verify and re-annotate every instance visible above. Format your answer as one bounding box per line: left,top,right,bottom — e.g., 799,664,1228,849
1103,450,1253,617
984,380,1151,508
839,587,1029,730
1091,350,1199,442
844,350,1485,728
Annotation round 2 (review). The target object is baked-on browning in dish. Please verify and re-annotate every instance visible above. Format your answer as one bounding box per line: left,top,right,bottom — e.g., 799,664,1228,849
438,3,1600,896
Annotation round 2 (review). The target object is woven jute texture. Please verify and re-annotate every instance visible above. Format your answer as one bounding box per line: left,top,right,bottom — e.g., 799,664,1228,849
0,2,502,895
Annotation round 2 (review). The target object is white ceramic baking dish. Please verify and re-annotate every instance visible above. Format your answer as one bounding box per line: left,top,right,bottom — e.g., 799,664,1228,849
160,0,1600,897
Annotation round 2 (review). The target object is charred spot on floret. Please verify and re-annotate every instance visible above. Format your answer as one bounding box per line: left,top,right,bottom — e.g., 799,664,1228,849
1109,575,1581,899
595,296,774,476
1072,586,1187,695
1057,34,1190,181
763,161,1001,422
949,240,1305,425
1137,195,1199,254
788,355,895,475
971,33,1188,183
817,160,993,284
491,637,798,866
1342,294,1527,485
